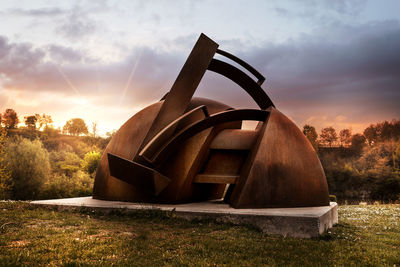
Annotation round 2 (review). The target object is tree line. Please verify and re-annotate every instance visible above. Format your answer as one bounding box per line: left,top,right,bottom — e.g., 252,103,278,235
303,120,400,203
303,119,400,151
0,108,110,200
0,108,99,137
0,107,399,202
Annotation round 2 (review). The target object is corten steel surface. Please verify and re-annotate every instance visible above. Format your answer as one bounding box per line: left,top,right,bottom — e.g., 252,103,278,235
207,59,274,110
228,108,330,208
138,33,218,153
93,33,330,208
141,109,269,166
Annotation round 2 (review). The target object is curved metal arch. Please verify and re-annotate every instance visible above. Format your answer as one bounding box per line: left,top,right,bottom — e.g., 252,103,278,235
139,109,270,166
207,59,274,110
139,105,210,161
216,49,265,85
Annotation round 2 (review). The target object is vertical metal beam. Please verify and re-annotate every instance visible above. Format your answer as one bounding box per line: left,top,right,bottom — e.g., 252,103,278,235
137,33,219,156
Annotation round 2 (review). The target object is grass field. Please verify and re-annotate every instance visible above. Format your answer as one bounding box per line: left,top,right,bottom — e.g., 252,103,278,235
0,202,399,266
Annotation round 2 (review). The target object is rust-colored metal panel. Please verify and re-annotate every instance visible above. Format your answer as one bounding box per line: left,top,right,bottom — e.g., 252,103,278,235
229,107,330,208
199,149,247,176
156,98,240,202
107,153,170,195
93,33,330,209
138,34,218,153
193,174,238,184
210,129,258,150
139,105,209,162
149,109,269,166
93,98,239,203
207,59,274,109
93,102,163,202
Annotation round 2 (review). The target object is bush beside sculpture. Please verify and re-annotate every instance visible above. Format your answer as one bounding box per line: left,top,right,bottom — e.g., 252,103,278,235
1,131,103,200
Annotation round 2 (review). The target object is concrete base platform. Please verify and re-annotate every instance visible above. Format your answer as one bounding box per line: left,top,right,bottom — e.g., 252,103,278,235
31,197,338,238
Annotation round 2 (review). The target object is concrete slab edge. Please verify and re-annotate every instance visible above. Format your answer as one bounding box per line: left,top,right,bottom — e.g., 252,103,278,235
30,197,338,238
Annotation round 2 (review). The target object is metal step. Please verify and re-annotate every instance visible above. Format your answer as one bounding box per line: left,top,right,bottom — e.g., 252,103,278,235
210,129,258,150
193,174,239,184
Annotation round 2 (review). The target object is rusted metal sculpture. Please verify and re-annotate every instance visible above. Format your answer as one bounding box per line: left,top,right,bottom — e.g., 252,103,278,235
93,33,330,208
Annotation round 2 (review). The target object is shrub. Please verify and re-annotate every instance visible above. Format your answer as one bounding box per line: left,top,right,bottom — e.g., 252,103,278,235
81,151,101,174
0,128,12,199
6,137,50,200
39,171,93,199
321,140,400,202
329,195,337,203
58,152,82,176
370,175,400,201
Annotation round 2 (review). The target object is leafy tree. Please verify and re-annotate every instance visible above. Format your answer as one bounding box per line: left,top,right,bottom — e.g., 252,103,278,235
2,109,19,129
339,129,352,147
81,151,101,174
354,141,400,201
63,118,88,136
106,130,116,139
5,137,50,200
350,134,366,155
320,127,338,147
24,115,38,130
0,128,12,199
35,113,53,130
57,152,82,176
302,124,319,151
42,125,60,138
364,124,378,145
364,120,400,145
380,121,393,141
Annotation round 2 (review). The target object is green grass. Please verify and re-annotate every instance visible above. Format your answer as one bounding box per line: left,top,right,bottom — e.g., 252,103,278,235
0,202,399,266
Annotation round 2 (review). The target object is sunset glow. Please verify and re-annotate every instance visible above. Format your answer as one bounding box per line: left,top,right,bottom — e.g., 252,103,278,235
1,0,399,136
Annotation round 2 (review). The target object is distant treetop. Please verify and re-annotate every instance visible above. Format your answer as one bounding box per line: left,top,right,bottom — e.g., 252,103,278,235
63,118,88,136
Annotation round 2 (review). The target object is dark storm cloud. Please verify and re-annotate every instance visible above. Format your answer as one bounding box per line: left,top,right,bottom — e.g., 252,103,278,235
245,20,400,124
246,21,400,100
194,20,400,128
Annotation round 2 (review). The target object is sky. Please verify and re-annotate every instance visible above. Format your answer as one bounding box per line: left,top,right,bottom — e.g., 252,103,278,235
0,0,399,136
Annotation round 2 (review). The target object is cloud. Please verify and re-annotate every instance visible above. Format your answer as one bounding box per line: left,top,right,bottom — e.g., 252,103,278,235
319,0,367,15
232,21,400,127
55,7,97,40
271,0,367,22
0,34,184,104
47,44,93,63
3,4,106,41
8,7,66,17
0,36,95,95
1,19,399,134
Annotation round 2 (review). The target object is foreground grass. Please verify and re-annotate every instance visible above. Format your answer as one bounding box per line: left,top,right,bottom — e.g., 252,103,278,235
0,202,399,266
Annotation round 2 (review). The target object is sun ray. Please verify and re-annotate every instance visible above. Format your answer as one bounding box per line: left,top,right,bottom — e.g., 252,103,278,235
55,65,81,96
119,49,143,105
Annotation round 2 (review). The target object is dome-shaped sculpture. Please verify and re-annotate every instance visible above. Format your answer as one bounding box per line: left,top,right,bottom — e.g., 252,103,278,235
93,33,330,208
